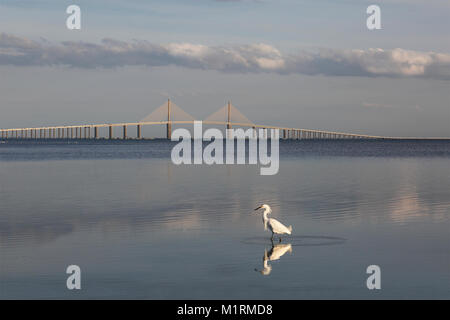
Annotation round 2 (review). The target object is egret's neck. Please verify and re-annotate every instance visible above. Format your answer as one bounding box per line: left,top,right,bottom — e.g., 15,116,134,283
263,209,272,220
262,209,271,221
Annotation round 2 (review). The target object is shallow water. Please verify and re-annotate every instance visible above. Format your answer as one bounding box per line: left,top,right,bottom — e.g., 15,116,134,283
0,139,449,299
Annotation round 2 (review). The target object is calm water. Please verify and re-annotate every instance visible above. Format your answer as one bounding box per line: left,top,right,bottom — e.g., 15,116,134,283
0,139,449,299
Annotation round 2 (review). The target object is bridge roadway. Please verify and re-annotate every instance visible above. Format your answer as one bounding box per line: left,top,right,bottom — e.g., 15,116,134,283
1,120,449,140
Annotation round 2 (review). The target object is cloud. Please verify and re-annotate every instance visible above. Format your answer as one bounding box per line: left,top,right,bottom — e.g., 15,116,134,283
1,33,450,80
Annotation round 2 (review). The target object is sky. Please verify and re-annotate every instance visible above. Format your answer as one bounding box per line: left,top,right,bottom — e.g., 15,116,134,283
0,0,449,137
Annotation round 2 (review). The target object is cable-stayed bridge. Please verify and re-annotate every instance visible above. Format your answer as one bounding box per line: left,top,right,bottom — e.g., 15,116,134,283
0,100,446,140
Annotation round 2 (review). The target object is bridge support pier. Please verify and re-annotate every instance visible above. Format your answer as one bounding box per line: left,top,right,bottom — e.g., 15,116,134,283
137,125,141,139
94,127,98,139
167,123,172,140
109,126,113,139
123,125,127,139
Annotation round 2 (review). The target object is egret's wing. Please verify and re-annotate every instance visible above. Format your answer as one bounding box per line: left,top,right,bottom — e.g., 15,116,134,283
269,218,291,234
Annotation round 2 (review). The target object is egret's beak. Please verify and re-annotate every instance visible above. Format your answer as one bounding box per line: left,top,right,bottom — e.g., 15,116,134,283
254,205,262,211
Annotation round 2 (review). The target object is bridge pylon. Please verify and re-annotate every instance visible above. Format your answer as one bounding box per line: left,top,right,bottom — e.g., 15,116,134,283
167,99,171,140
139,99,195,139
227,101,231,130
204,101,254,137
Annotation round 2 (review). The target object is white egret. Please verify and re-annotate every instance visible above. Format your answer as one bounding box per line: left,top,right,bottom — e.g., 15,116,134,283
254,204,292,242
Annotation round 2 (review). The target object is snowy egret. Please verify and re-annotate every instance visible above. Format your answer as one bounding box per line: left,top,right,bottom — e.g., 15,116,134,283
255,243,293,276
254,204,292,242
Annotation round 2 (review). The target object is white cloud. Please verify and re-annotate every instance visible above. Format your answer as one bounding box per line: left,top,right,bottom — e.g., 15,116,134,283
1,33,450,80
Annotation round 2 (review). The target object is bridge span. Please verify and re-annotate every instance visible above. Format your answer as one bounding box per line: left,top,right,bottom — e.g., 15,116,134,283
0,100,447,140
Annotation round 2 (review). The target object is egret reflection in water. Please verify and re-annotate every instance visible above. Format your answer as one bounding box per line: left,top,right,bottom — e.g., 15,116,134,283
255,242,293,276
